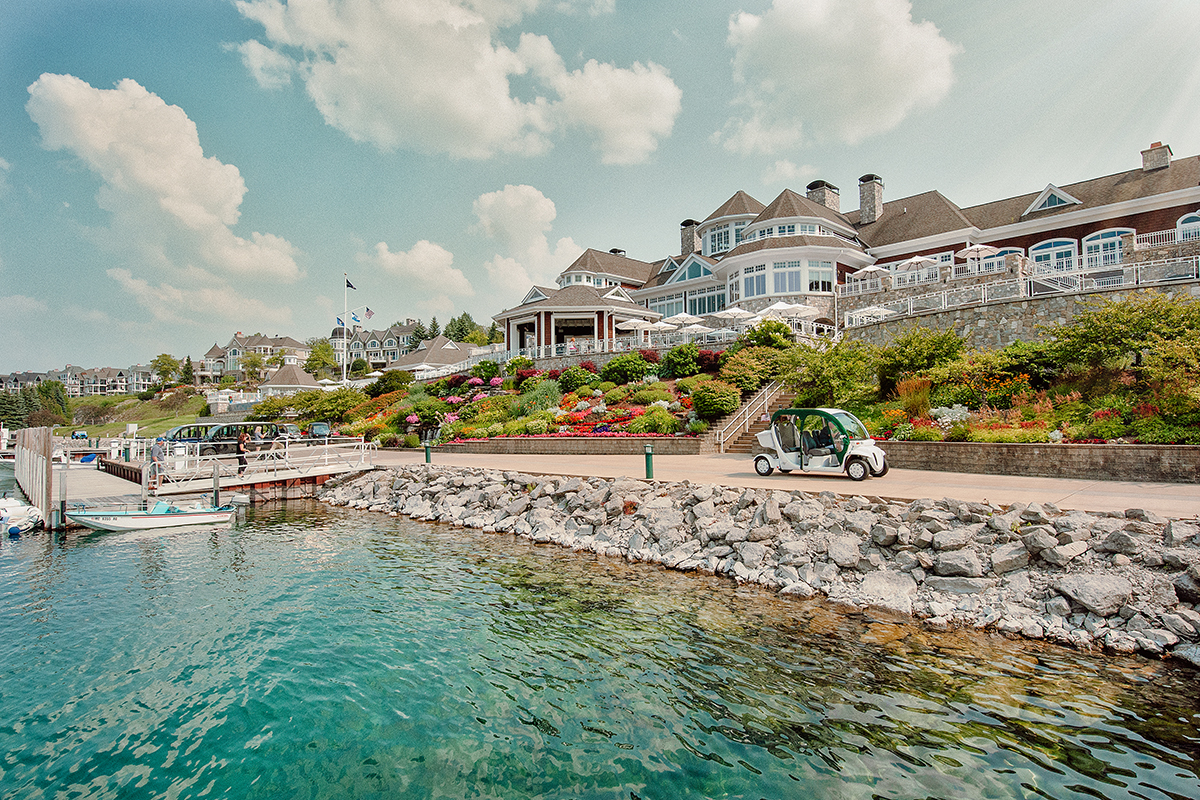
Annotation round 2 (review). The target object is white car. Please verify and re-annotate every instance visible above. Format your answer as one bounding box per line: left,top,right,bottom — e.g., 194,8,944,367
753,407,888,481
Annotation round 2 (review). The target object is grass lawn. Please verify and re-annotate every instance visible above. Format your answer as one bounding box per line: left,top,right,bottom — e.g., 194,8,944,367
61,393,207,438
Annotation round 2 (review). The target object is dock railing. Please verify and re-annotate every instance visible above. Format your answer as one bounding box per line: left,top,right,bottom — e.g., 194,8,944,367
151,439,377,488
14,427,53,515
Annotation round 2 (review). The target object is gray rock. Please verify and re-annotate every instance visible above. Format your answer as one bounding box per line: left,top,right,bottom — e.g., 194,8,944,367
1171,644,1200,668
1165,520,1199,547
1054,575,1132,617
828,537,862,569
935,550,983,578
859,571,918,616
662,541,702,568
1173,573,1200,604
1022,528,1058,554
738,542,768,570
871,524,898,547
991,542,1030,575
932,528,973,551
1160,613,1197,639
780,581,816,597
1126,508,1167,525
1040,540,1089,567
923,576,998,594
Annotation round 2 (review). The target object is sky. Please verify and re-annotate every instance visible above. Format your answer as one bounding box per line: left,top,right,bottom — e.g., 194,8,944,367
2,0,1199,372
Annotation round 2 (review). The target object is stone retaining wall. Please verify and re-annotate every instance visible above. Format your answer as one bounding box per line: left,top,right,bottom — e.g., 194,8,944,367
437,436,702,456
321,465,1200,667
878,441,1200,484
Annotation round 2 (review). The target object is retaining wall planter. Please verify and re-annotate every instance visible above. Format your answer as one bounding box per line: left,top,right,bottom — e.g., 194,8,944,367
434,436,702,456
878,441,1200,484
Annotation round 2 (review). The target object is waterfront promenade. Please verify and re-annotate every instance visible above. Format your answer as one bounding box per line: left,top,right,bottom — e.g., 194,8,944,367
374,449,1200,518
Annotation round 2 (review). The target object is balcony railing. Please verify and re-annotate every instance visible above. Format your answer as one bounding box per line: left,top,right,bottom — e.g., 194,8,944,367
844,255,1200,328
1135,227,1200,250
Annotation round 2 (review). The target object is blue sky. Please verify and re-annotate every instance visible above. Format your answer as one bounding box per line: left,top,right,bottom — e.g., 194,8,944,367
2,0,1199,372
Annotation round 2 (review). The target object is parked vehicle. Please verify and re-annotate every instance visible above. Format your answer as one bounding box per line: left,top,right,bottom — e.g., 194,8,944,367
162,423,222,445
753,408,888,481
279,423,303,440
199,422,286,456
70,430,88,440
306,422,331,439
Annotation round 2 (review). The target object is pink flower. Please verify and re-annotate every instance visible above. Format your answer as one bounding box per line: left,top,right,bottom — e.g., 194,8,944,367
489,377,503,386
446,395,465,404
468,377,484,386
443,413,459,424
473,393,486,401
405,414,420,424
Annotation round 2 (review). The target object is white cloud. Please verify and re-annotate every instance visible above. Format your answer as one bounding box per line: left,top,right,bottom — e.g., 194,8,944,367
235,0,679,163
762,159,816,184
107,267,292,325
359,239,474,298
473,185,580,294
25,73,301,282
236,39,293,89
0,295,48,315
716,0,960,153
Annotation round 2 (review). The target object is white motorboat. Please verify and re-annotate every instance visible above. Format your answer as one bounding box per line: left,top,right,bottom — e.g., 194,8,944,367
67,500,235,532
1,498,43,535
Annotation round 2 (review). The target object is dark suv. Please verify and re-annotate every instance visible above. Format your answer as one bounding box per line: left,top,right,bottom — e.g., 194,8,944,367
306,422,331,439
199,423,285,456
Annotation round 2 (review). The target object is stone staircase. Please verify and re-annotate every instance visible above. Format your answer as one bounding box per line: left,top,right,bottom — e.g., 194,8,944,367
716,390,797,455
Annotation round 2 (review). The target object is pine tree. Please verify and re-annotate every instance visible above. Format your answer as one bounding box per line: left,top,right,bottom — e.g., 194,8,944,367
408,320,428,348
486,322,502,344
428,317,441,338
180,357,195,384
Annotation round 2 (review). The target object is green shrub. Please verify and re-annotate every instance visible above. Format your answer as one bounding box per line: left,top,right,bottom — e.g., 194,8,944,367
598,381,617,393
686,419,709,435
628,407,680,434
512,380,562,417
403,434,421,448
365,370,414,398
674,376,706,396
470,360,501,380
558,365,593,393
661,343,700,378
505,356,534,376
519,375,544,393
603,385,631,405
968,427,1052,443
600,353,651,385
484,422,504,438
1086,416,1127,440
525,418,548,435
503,419,528,436
944,422,971,442
719,347,783,393
629,388,674,405
906,424,944,442
646,381,671,393
691,380,740,420
875,326,965,400
739,319,793,349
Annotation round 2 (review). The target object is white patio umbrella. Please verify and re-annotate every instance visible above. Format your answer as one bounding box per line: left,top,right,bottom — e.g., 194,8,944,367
895,255,939,272
317,378,337,385
850,265,889,279
711,305,755,321
663,312,704,326
677,323,714,335
645,320,678,332
366,370,384,378
760,300,820,318
614,318,652,331
955,243,1000,261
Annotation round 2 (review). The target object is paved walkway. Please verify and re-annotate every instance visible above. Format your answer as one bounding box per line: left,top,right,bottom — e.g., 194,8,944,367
374,450,1200,519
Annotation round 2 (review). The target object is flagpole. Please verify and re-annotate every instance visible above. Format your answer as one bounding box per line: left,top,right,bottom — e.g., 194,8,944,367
342,272,348,384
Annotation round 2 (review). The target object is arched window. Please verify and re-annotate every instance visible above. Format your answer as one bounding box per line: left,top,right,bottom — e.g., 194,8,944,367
1178,212,1200,243
980,247,1024,274
1083,228,1133,268
1030,239,1077,272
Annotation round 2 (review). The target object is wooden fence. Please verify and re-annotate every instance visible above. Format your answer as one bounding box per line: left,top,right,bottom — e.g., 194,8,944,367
15,427,53,518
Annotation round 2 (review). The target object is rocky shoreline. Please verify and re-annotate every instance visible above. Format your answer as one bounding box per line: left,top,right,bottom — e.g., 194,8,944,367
319,465,1200,668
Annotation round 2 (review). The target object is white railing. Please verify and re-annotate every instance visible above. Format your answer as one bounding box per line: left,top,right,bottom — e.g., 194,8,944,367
150,439,376,488
838,278,883,297
717,380,782,454
844,255,1200,328
1135,228,1200,250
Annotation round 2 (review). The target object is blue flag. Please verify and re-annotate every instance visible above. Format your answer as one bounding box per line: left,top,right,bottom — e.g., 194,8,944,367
336,317,344,327
351,312,360,323
346,278,356,290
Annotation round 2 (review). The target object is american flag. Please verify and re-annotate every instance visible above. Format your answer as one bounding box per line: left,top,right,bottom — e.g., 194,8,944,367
365,307,374,320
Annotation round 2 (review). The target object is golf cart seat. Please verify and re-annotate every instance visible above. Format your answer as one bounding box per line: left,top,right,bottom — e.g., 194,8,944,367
777,422,802,453
801,430,834,457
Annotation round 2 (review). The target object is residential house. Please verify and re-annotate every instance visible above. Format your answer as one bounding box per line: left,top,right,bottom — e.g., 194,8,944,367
333,319,420,371
196,333,312,382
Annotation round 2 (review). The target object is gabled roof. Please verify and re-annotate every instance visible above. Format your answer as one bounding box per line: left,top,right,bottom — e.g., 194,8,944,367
640,253,718,290
703,190,765,222
520,285,556,304
204,343,225,358
563,248,656,285
494,283,657,320
259,364,320,389
847,190,975,248
753,188,852,229
960,155,1200,230
388,335,474,369
725,234,868,260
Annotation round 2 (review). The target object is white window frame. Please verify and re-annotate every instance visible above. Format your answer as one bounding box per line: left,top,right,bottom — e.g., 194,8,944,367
1177,212,1200,243
1031,238,1078,273
1083,228,1133,268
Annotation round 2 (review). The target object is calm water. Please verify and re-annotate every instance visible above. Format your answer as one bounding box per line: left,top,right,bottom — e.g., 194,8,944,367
2,501,1198,800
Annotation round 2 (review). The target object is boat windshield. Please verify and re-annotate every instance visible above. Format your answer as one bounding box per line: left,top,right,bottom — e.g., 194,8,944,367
831,412,870,440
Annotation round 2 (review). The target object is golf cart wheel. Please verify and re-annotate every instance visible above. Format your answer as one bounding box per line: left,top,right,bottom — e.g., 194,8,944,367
869,460,889,478
754,456,774,477
846,458,869,481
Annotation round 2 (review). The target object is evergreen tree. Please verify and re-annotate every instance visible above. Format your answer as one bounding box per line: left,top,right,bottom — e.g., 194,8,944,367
0,393,21,429
36,380,69,417
486,322,502,344
18,387,40,425
445,312,478,342
428,317,441,338
408,320,429,346
180,357,195,384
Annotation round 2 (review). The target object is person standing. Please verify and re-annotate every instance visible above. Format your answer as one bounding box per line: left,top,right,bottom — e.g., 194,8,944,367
237,429,250,475
149,437,166,490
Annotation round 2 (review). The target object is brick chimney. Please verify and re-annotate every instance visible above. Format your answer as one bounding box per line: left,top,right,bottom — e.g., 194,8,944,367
858,174,884,225
1141,141,1172,172
679,219,700,256
805,180,840,213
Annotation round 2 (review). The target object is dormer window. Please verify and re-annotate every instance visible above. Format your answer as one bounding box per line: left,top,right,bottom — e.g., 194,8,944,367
1024,184,1082,216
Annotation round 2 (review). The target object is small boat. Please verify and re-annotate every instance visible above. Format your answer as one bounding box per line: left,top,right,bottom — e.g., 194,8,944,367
1,498,42,535
67,500,235,532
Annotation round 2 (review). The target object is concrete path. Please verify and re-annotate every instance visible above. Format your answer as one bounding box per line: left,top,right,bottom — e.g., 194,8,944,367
373,449,1200,519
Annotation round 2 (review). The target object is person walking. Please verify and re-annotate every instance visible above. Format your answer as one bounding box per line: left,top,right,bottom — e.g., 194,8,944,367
237,429,250,476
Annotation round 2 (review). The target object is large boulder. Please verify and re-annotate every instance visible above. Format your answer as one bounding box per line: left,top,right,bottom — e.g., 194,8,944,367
935,550,983,578
859,571,919,616
1054,575,1132,617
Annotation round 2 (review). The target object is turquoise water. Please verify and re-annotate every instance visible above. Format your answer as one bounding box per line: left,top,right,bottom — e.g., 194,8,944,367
2,501,1199,799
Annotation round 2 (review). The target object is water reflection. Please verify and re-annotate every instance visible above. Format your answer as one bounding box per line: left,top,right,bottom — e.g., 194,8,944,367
0,501,1196,800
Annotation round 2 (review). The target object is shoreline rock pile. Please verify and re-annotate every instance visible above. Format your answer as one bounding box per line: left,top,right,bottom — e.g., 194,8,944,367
319,465,1200,668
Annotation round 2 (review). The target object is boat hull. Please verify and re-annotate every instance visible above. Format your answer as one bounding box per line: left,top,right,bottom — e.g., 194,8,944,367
67,509,234,532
